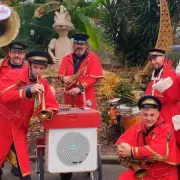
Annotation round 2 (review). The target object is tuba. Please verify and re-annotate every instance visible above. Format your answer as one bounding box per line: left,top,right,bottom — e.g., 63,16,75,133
0,4,20,48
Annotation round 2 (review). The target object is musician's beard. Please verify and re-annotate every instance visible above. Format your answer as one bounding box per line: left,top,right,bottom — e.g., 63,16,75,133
29,72,37,81
75,48,86,57
29,69,39,82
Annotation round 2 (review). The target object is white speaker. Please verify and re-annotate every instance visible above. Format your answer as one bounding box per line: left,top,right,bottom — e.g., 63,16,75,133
45,128,97,173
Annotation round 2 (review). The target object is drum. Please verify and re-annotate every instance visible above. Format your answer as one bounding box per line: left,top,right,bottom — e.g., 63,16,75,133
118,106,132,117
121,107,142,131
108,98,120,107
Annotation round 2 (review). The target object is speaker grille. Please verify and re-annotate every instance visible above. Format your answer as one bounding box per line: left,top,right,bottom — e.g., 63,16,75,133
56,132,90,166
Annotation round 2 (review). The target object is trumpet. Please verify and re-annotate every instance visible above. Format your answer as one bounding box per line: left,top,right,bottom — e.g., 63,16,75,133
35,75,53,120
37,92,53,120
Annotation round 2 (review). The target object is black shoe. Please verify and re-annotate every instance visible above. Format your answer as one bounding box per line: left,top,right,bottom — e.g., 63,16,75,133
20,175,31,180
0,168,2,176
0,175,1,180
60,173,72,180
11,165,20,177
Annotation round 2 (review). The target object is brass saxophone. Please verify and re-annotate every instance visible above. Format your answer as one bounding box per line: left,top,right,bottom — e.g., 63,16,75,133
119,157,149,179
118,131,172,179
66,60,88,89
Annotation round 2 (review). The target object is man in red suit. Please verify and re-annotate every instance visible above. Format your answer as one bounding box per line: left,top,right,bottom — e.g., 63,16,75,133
0,51,59,180
145,49,179,136
0,42,28,177
0,41,27,78
116,96,180,180
58,34,103,109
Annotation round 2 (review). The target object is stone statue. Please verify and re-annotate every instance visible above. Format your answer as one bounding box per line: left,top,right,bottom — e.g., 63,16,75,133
45,5,74,77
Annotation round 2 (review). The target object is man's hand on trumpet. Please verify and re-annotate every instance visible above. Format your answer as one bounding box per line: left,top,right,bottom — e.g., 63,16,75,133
30,83,45,94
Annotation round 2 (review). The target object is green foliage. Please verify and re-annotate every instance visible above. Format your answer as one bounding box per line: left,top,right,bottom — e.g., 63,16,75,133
99,0,180,66
114,81,136,105
101,109,109,124
10,0,105,51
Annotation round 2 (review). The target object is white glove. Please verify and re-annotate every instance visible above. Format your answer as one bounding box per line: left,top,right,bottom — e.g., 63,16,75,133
176,60,180,75
172,115,180,131
152,77,173,93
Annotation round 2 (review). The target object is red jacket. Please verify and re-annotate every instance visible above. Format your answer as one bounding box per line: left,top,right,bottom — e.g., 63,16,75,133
0,57,27,78
0,67,59,176
116,117,180,180
58,51,103,109
145,68,176,127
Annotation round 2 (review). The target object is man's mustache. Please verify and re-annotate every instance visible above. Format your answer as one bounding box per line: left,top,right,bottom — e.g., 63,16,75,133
13,57,21,59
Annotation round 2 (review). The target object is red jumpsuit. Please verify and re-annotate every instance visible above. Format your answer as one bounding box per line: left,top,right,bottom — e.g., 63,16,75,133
58,51,103,109
0,67,59,176
0,57,27,78
116,117,180,180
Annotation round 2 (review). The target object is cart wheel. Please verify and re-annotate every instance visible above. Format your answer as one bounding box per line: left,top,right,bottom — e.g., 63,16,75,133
37,151,44,180
60,173,72,180
90,145,102,180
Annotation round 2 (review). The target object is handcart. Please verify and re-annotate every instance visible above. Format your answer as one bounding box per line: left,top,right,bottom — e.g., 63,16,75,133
35,102,102,180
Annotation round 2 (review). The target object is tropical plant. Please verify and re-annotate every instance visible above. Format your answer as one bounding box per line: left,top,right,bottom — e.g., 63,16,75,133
11,0,106,51
99,0,180,65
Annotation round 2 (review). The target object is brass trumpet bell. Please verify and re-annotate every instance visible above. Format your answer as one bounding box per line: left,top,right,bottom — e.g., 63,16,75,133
38,109,52,120
130,162,148,179
37,92,52,120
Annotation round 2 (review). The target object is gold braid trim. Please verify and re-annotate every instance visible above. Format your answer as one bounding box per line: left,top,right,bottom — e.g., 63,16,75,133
146,145,165,161
0,80,21,96
22,172,31,177
89,75,103,78
145,132,170,163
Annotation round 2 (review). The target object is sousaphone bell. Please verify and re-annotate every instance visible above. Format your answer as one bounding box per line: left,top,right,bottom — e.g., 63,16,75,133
0,4,20,47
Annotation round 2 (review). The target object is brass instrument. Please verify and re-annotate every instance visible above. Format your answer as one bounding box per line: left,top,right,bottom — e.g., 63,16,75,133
0,4,20,47
35,75,53,120
118,131,172,178
66,60,88,89
38,92,53,120
119,157,148,179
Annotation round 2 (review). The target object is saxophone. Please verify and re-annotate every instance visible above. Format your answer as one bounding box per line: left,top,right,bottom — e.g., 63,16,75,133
118,131,172,179
66,59,88,89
